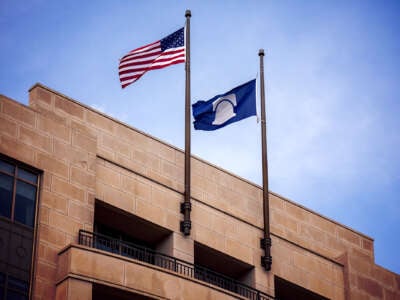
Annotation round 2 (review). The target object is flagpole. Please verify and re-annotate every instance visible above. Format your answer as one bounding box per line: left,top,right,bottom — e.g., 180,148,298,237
259,49,272,271
181,9,192,236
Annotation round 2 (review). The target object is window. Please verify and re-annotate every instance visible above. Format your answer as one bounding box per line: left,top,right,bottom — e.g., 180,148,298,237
274,276,330,300
0,157,39,228
0,272,29,300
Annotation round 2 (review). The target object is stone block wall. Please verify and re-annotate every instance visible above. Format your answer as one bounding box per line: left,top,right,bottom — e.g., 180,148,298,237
0,84,398,299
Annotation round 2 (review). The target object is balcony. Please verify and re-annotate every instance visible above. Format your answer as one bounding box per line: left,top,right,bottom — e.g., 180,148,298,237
78,230,274,300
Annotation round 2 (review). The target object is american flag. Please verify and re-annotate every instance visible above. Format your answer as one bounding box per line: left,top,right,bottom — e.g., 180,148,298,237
119,28,185,89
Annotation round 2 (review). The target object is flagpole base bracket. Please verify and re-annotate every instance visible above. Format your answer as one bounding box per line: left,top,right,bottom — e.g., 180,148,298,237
180,201,192,214
260,237,272,271
261,255,272,271
260,237,272,249
180,220,191,236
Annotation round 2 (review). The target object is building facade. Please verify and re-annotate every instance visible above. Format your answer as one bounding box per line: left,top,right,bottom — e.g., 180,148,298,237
0,83,399,299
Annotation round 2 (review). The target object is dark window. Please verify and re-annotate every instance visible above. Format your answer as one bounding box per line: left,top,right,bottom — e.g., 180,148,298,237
0,157,39,228
0,173,13,218
0,273,29,300
275,276,330,300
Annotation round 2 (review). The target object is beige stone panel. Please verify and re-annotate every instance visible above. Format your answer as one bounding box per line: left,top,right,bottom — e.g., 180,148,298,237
0,115,17,137
147,169,181,193
337,227,362,247
165,211,181,232
86,109,115,134
191,172,206,191
135,178,151,200
280,263,311,292
31,102,67,127
96,163,121,188
34,277,56,300
244,199,263,228
372,265,397,290
234,223,260,249
53,140,89,167
37,152,69,179
0,135,35,165
191,203,214,229
148,139,176,163
333,286,346,300
49,209,83,236
101,132,131,158
151,186,182,212
235,179,260,201
193,224,225,253
37,260,57,281
349,254,372,276
39,206,49,224
216,185,242,209
37,115,70,142
133,149,161,172
114,123,147,145
192,157,205,176
285,201,311,222
96,181,134,213
70,119,98,139
69,248,124,285
271,210,298,233
191,185,205,202
225,238,253,265
299,223,327,244
203,163,219,182
1,98,36,127
55,279,68,300
38,242,59,266
97,145,115,161
172,232,193,258
41,189,68,214
34,86,53,106
136,198,168,228
55,96,84,120
68,278,92,300
70,166,95,189
308,210,337,234
68,201,94,224
307,275,335,300
52,176,85,203
39,224,67,248
270,223,285,238
42,172,52,190
216,169,234,189
270,238,295,268
161,160,184,183
114,154,147,177
362,238,374,253
72,130,96,153
269,193,285,211
56,249,71,282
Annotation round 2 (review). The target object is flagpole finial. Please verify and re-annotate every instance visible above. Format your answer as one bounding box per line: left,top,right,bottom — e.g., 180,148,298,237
259,49,265,56
185,9,191,17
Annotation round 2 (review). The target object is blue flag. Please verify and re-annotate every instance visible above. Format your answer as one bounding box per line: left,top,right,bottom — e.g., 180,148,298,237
192,79,257,131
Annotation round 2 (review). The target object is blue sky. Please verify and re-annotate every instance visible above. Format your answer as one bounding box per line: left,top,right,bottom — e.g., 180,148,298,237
1,1,399,274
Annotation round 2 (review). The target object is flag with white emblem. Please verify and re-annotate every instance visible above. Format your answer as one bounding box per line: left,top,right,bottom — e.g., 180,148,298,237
192,79,257,130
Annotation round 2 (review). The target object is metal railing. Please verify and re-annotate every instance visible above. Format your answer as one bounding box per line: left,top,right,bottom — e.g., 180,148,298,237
78,230,274,300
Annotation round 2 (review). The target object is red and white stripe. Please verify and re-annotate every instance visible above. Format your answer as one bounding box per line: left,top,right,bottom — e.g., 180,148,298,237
119,40,185,88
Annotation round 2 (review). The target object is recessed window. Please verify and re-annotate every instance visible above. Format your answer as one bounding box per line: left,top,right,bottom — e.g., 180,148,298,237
0,272,29,300
0,156,40,228
275,276,330,300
